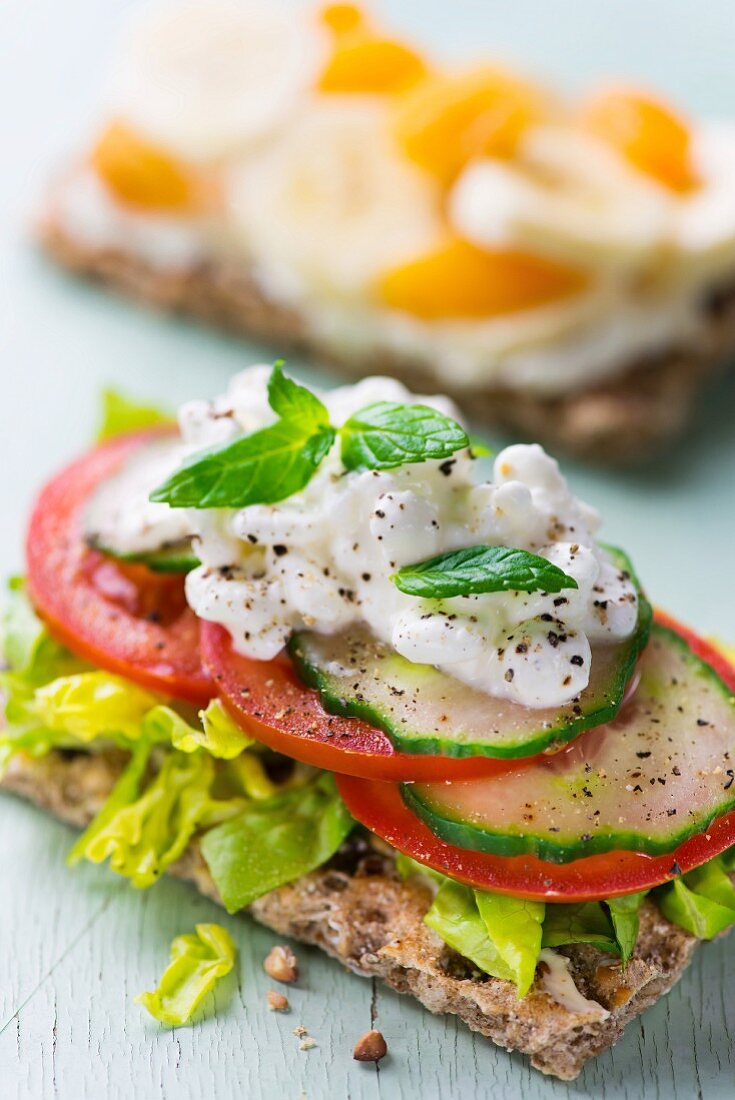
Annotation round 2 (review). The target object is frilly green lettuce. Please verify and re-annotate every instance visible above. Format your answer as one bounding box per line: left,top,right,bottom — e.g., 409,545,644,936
146,698,253,759
67,747,247,888
136,923,236,1026
34,672,160,742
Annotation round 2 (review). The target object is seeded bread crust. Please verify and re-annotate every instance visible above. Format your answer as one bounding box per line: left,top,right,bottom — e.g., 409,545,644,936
39,215,735,464
0,748,709,1081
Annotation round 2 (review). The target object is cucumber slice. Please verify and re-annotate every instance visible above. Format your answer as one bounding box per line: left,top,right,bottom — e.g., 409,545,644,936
402,623,735,861
103,544,200,574
84,437,198,573
289,548,651,760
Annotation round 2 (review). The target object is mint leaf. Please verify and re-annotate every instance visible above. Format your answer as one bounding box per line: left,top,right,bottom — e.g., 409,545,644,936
151,364,335,509
392,545,579,598
341,401,469,472
267,361,329,429
150,421,335,509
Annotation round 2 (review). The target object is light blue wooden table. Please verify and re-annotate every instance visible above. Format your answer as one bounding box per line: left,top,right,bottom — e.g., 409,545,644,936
1,2,734,1097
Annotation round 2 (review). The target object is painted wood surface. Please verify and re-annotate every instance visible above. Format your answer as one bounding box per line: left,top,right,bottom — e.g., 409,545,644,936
2,1,735,1096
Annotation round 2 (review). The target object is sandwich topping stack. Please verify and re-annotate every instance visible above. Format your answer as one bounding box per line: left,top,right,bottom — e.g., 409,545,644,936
3,365,735,1079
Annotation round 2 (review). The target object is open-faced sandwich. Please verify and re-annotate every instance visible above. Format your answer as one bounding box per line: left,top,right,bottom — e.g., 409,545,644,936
40,1,735,461
3,364,735,1080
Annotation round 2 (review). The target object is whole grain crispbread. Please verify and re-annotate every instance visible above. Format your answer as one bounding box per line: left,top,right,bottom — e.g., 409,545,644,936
0,748,710,1081
39,211,735,464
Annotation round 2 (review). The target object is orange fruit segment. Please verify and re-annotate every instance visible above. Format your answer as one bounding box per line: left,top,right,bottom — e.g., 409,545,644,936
318,34,428,94
376,237,588,320
318,3,368,36
582,88,699,193
394,66,549,184
91,121,212,213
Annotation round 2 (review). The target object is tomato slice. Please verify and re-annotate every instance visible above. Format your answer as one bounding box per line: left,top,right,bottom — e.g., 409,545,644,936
26,430,212,705
201,621,520,781
337,615,735,901
337,776,735,902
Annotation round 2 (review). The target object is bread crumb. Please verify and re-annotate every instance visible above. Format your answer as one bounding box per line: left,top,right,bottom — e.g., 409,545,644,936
264,944,299,983
293,1025,308,1038
267,990,290,1012
299,1038,317,1052
353,1029,388,1062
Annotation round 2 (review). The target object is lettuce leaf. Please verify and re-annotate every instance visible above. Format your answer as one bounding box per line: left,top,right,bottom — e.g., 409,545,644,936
721,845,735,872
33,672,160,743
2,576,50,675
136,923,236,1026
68,750,246,887
474,891,545,996
606,892,646,965
542,902,617,952
2,577,86,687
395,851,446,887
144,699,253,759
200,772,353,912
97,389,171,442
0,580,260,774
424,881,543,995
657,856,735,938
425,881,518,981
416,862,649,993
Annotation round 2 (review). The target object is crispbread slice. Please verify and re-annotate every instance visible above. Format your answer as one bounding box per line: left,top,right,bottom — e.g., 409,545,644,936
39,209,735,464
0,748,710,1080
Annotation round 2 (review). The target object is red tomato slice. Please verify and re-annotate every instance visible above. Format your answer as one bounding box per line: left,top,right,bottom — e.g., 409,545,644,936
26,430,212,705
201,621,519,781
336,776,735,902
337,615,735,901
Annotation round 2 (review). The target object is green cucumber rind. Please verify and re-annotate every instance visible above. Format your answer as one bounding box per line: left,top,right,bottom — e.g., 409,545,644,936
92,542,200,574
401,623,735,862
289,546,652,759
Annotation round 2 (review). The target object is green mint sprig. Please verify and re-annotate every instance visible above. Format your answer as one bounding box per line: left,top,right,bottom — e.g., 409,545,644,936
150,362,335,509
340,401,469,472
151,364,471,510
391,545,579,599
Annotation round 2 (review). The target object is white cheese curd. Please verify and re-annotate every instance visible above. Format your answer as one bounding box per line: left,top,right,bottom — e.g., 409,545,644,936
176,367,639,709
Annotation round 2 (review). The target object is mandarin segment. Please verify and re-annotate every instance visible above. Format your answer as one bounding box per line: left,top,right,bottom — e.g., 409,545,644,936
318,2,368,36
377,237,587,320
583,88,699,193
91,121,212,212
393,66,549,184
318,34,428,94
